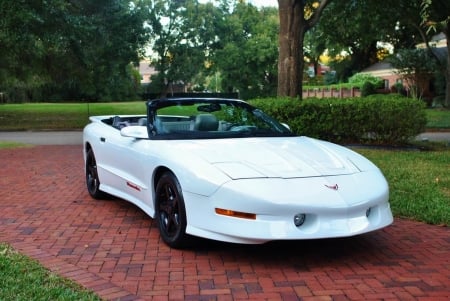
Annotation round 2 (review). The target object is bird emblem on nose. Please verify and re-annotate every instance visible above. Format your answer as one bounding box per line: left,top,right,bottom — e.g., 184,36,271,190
325,184,339,190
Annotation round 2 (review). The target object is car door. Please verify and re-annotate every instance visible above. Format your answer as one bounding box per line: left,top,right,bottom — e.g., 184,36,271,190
100,127,157,210
89,122,123,190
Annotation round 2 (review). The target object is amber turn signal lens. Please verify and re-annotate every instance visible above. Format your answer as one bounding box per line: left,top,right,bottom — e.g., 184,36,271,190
215,208,256,220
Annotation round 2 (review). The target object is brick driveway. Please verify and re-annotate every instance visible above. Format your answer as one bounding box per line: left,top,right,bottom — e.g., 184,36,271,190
0,145,449,301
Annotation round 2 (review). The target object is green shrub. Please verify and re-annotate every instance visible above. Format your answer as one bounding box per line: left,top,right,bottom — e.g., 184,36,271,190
362,94,427,144
251,97,300,122
250,95,427,145
361,81,376,97
348,73,383,88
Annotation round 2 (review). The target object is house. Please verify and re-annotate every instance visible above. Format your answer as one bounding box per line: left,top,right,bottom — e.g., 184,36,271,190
360,33,447,98
138,60,157,84
306,63,332,78
360,61,401,90
417,32,447,49
138,60,187,97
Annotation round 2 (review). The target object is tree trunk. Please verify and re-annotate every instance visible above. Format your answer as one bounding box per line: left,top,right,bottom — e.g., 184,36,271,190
277,0,303,98
277,0,331,99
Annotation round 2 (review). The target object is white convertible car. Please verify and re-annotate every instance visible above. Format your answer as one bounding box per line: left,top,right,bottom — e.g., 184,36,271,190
83,98,393,248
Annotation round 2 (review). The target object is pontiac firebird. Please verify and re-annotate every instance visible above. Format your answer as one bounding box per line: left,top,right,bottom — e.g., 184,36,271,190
83,98,393,248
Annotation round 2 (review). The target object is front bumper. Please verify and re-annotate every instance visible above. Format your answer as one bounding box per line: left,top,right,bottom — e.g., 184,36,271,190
183,172,393,244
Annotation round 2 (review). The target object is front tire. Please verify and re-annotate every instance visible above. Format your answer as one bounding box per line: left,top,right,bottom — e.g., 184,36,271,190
155,171,190,248
85,148,106,199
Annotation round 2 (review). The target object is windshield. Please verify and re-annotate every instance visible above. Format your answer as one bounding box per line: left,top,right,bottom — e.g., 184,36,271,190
147,98,294,139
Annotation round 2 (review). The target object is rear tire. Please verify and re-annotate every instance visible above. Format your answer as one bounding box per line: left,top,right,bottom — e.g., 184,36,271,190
155,171,190,248
85,149,106,199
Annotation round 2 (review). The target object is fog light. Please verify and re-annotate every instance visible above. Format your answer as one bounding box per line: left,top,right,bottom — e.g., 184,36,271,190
366,207,372,217
294,213,306,227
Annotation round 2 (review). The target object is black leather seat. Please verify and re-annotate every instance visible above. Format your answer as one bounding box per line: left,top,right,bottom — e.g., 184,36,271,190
194,114,218,131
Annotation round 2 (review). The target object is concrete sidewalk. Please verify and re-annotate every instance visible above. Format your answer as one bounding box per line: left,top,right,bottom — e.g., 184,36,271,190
0,130,449,145
416,131,450,143
0,131,83,145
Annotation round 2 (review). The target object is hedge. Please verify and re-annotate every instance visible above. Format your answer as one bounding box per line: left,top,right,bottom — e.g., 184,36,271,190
250,94,427,145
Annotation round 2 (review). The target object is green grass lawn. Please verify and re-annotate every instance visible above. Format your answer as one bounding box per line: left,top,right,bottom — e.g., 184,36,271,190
0,243,100,300
356,148,449,226
0,141,31,148
425,108,450,129
0,102,147,130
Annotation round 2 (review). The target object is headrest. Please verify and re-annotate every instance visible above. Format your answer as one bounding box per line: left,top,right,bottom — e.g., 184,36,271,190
194,114,218,131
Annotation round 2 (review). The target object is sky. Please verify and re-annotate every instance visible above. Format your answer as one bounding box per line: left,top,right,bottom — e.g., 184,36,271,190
199,0,278,8
247,0,278,7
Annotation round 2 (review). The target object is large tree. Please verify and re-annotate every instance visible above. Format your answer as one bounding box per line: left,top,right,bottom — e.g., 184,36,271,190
0,0,148,102
0,0,57,100
145,0,220,96
212,2,279,98
57,0,149,100
144,0,279,99
316,0,418,81
421,0,450,107
277,0,331,98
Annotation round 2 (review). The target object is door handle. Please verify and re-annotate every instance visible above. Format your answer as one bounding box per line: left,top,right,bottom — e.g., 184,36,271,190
100,137,106,142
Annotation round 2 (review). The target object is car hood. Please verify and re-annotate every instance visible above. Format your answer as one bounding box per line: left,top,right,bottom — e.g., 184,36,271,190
181,137,362,179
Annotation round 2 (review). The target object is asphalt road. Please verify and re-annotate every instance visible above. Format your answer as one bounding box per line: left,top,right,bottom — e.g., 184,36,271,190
0,130,449,145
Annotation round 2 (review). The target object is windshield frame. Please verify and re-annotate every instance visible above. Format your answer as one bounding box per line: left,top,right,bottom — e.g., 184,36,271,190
146,98,295,140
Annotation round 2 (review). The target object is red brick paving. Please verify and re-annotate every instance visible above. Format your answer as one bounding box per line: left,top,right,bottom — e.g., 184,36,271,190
0,145,449,301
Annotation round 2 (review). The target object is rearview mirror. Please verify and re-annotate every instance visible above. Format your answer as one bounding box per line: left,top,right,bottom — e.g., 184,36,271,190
281,123,291,131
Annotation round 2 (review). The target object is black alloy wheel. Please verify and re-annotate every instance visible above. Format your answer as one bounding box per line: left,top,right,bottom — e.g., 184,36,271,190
155,171,189,248
85,149,105,199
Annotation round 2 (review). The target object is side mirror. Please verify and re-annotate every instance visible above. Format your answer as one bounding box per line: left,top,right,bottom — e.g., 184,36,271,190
120,126,148,139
